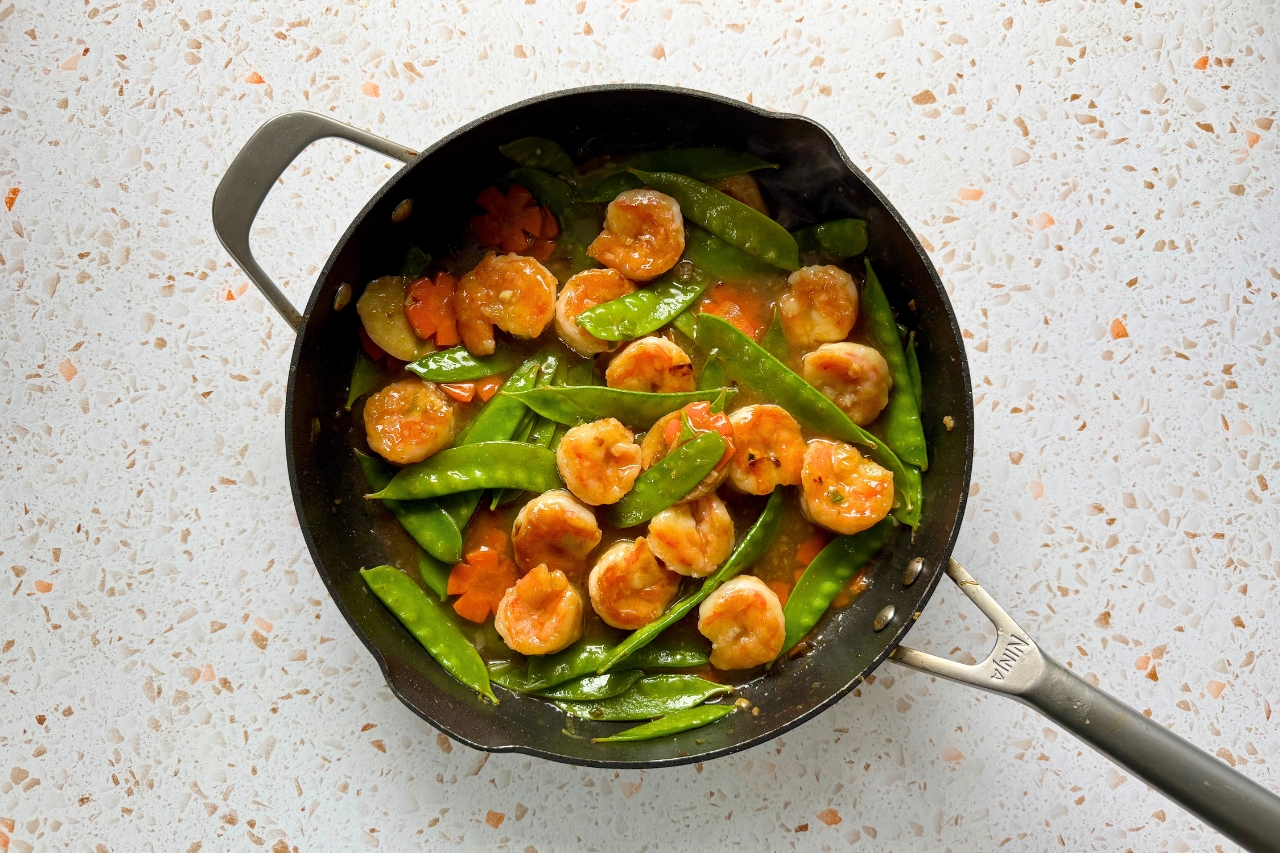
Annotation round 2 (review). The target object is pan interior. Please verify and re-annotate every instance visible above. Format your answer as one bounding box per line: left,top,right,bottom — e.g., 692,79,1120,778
285,86,973,768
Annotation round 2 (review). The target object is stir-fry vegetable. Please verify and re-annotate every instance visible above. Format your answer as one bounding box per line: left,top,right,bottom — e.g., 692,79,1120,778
556,674,729,720
356,449,464,567
591,704,733,743
792,218,868,260
609,430,727,527
860,262,928,469
346,352,380,411
407,345,520,382
371,442,561,501
504,386,733,428
575,147,776,202
532,670,643,701
499,136,575,176
781,519,894,652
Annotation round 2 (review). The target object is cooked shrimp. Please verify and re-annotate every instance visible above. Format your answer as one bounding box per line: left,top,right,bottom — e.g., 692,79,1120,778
800,439,894,535
455,251,557,355
511,490,602,576
554,268,636,355
726,404,805,494
555,418,643,506
604,336,695,393
779,265,858,349
801,342,892,426
697,575,786,669
494,564,584,655
647,492,735,578
587,538,682,629
363,378,456,465
710,173,768,216
587,189,685,282
640,402,736,500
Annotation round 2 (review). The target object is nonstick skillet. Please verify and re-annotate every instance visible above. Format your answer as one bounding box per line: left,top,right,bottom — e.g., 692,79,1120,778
212,86,1280,851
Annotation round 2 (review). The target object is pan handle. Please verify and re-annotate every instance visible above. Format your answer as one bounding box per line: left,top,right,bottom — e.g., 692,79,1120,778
211,112,418,331
891,559,1280,853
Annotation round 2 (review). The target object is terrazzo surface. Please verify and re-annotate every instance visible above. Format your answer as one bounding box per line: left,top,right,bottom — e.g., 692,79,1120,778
2,0,1279,850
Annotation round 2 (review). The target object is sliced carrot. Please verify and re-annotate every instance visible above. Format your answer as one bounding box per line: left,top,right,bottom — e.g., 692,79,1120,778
699,283,770,341
796,531,832,568
447,534,518,624
440,382,476,403
476,375,504,402
765,579,792,608
404,272,459,346
470,183,560,257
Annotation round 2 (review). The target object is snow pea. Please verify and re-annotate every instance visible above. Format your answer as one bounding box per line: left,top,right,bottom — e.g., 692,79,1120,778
760,306,788,362
592,704,733,743
791,218,868,260
406,345,520,383
906,331,923,410
400,245,432,278
532,670,643,701
493,354,560,508
494,636,710,693
360,565,496,703
695,313,922,528
355,449,464,566
609,431,726,528
416,549,451,600
499,137,575,176
346,352,380,411
576,261,711,342
861,261,928,470
682,223,780,282
781,518,894,652
599,488,784,672
575,148,776,202
697,357,726,392
629,169,799,271
503,386,733,429
556,674,730,721
672,309,698,339
370,442,560,501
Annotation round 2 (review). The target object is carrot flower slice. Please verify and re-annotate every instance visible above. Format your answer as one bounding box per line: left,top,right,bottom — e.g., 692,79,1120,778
448,527,519,623
470,184,558,256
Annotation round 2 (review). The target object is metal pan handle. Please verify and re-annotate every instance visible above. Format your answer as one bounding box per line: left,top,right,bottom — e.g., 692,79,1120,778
211,112,418,332
891,559,1280,853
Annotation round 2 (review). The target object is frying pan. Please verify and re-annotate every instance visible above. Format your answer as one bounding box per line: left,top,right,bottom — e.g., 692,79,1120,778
212,86,1280,851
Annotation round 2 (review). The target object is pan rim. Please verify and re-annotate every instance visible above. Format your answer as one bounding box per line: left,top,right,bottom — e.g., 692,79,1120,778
284,84,974,768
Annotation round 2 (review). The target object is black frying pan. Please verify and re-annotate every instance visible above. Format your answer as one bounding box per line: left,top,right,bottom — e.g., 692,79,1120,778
212,86,1280,852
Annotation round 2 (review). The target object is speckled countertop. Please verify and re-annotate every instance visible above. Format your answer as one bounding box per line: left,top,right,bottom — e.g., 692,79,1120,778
2,0,1278,850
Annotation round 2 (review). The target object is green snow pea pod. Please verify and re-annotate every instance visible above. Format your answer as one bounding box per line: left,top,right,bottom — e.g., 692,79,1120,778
695,314,921,528
791,218,868,260
861,261,928,470
906,331,923,410
532,670,643,701
781,518,894,652
360,565,496,703
556,674,730,721
400,246,432,278
760,306,789,362
493,354,560,508
565,358,600,386
626,635,710,669
682,223,780,282
592,703,734,743
416,549,451,600
574,170,642,203
598,489,784,672
672,309,698,339
499,137,575,176
346,352,380,411
497,635,710,693
503,386,733,429
406,345,520,383
575,148,777,202
355,449,464,566
576,260,712,342
629,170,798,271
697,357,727,392
609,431,726,528
370,442,560,501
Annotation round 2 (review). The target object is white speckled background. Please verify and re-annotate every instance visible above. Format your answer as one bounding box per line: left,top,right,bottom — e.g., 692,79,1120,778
2,0,1278,850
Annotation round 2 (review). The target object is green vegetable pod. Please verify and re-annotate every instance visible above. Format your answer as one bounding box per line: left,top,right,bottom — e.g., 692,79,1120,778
681,223,781,282
494,636,710,693
608,431,726,528
499,137,575,176
861,261,928,470
574,147,777,202
694,313,921,528
493,353,561,508
406,346,520,383
360,565,496,703
599,488,785,672
503,386,733,429
792,218,868,260
592,704,734,743
780,518,894,652
576,262,711,342
346,352,380,411
370,442,561,501
355,449,464,566
532,670,643,701
630,169,799,271
556,674,729,721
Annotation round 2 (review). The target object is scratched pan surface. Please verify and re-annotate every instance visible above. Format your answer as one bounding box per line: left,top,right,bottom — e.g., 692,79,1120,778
285,86,973,768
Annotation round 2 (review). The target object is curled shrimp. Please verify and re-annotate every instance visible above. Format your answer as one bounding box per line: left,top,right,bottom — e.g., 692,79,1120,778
604,336,695,393
587,538,682,629
511,490,602,576
555,418,643,506
640,402,736,500
697,575,786,669
726,404,805,495
363,378,456,465
494,564,584,656
800,439,894,535
587,189,685,282
646,492,735,578
779,265,858,350
554,268,636,355
801,342,892,426
455,251,557,355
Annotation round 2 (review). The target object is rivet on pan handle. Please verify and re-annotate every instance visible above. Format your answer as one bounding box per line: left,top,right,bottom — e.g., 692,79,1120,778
891,558,1280,853
211,112,418,332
